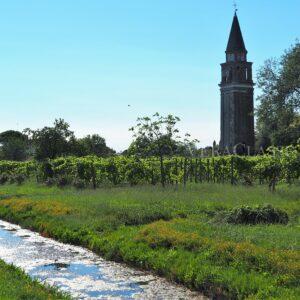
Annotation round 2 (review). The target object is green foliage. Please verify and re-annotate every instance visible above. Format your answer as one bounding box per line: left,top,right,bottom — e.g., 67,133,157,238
0,130,29,161
129,113,182,187
224,205,289,225
129,113,182,157
25,118,75,160
0,259,70,300
0,144,299,190
71,134,115,157
0,173,9,185
129,113,199,187
24,119,115,160
9,174,26,185
38,160,54,181
256,42,300,147
0,183,299,299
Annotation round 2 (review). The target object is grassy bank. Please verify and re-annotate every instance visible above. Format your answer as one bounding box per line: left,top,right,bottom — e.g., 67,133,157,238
0,182,299,299
0,259,70,300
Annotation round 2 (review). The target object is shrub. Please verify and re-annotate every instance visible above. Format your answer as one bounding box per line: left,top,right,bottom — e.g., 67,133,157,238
135,220,200,249
225,205,289,225
116,207,172,226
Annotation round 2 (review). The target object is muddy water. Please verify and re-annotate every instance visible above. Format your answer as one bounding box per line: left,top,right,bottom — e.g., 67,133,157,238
0,220,206,299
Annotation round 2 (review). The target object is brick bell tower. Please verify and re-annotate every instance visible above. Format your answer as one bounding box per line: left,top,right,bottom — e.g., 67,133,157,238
219,12,255,153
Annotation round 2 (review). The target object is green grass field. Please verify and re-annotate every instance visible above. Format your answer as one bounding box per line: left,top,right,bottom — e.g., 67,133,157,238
0,259,70,300
0,182,299,299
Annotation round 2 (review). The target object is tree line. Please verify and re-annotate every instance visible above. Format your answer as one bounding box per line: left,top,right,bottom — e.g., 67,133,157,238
0,119,115,161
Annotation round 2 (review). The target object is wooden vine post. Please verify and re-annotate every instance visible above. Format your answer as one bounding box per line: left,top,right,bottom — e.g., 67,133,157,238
230,156,234,185
183,157,188,187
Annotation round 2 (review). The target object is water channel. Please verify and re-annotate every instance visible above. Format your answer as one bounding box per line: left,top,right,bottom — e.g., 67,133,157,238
0,220,206,299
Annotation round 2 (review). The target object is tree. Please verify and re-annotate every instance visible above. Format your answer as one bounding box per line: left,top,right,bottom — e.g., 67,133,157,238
127,135,178,157
72,134,115,157
0,131,29,161
256,42,300,147
25,119,75,160
127,130,199,158
130,113,187,187
175,133,199,157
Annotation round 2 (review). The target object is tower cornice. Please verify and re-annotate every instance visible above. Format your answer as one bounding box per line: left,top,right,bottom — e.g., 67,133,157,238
219,83,255,89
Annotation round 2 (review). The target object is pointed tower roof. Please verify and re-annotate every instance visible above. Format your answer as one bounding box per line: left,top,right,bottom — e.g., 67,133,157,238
226,13,247,53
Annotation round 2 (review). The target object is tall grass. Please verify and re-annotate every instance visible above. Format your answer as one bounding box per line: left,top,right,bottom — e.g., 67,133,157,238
0,182,299,299
0,259,70,300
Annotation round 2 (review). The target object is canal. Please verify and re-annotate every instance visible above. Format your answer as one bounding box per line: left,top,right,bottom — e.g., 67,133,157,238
0,220,205,299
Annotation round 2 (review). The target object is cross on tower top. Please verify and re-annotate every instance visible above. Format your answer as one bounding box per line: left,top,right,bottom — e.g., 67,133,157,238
233,1,238,14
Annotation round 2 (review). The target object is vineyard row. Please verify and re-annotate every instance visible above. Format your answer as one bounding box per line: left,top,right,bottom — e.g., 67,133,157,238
0,145,299,190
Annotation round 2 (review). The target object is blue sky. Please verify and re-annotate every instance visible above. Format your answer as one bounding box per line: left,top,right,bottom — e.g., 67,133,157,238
0,1,299,151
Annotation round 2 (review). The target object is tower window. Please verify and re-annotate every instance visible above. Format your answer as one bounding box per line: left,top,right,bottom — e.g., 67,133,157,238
227,53,235,62
234,53,246,62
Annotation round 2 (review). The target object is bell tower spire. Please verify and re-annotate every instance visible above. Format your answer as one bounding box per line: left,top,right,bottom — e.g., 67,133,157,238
226,13,247,55
219,12,255,153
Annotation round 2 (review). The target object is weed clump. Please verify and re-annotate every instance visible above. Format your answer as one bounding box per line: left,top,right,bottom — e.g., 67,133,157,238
225,205,289,225
116,207,172,226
